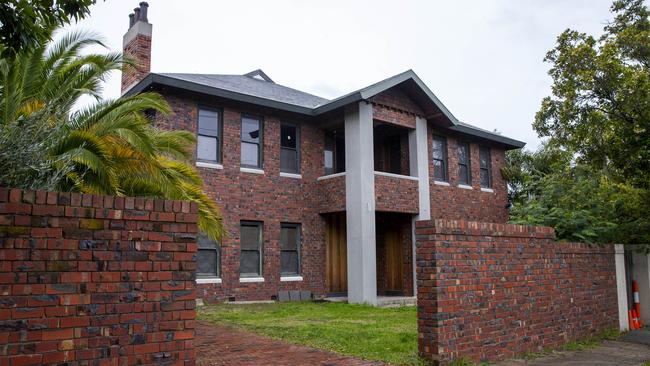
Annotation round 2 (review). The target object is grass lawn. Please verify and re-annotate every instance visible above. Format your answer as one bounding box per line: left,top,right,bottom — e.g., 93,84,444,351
198,301,420,365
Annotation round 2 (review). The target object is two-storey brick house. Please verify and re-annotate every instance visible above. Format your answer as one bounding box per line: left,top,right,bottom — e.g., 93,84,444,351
122,3,525,305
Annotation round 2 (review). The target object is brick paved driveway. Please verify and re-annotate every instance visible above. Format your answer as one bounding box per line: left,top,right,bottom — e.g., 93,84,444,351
195,321,387,366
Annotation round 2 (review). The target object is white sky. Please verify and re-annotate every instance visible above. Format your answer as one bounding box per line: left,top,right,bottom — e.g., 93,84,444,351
65,0,616,150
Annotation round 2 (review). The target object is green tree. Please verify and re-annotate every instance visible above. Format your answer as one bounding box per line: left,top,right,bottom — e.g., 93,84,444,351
508,0,650,245
0,29,223,241
504,146,650,244
534,0,650,189
0,0,95,57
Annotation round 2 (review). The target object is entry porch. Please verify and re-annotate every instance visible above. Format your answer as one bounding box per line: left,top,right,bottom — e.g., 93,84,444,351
324,211,416,305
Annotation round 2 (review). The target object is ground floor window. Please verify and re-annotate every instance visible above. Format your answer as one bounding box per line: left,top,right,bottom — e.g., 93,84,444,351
240,221,263,276
280,223,301,275
197,232,220,278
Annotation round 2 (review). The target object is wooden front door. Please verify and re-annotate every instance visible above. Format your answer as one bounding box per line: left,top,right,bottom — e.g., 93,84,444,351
325,213,347,294
383,224,403,293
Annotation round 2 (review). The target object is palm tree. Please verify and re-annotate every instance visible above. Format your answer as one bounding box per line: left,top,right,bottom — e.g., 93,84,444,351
0,29,223,240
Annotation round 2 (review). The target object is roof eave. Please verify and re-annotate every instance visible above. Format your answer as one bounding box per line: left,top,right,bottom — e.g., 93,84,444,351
124,73,316,115
448,124,526,150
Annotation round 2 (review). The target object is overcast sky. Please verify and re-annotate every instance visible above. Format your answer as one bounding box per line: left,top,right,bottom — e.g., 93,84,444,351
64,0,616,150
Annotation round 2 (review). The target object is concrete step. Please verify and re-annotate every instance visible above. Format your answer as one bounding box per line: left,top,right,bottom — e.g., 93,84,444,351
322,296,417,307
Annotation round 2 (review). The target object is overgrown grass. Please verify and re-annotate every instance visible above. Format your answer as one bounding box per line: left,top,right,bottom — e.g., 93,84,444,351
198,301,420,365
519,328,621,360
562,328,620,351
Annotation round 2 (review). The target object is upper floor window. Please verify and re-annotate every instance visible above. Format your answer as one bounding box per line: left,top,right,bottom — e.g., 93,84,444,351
240,221,263,276
457,142,471,185
479,146,491,188
281,123,300,174
432,135,448,182
280,223,301,275
324,130,345,175
241,115,263,168
197,232,220,278
197,108,222,163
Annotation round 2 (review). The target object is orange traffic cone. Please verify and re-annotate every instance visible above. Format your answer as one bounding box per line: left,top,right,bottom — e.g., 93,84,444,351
633,281,643,327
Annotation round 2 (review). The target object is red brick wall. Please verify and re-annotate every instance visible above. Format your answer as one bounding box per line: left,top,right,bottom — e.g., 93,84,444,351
121,34,151,92
416,220,618,364
375,174,419,214
428,127,509,223
0,187,197,366
370,89,423,129
317,175,346,214
154,92,327,302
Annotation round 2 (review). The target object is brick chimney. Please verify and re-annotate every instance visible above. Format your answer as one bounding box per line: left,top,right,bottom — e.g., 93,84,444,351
121,2,152,93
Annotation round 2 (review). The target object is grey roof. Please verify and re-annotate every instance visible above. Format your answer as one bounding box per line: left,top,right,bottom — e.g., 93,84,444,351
157,72,328,109
125,69,525,149
450,121,525,148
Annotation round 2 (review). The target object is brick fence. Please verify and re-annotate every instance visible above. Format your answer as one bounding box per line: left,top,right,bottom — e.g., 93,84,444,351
0,187,197,366
416,220,618,364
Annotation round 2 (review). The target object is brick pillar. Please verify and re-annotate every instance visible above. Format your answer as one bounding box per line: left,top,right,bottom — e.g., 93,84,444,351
121,2,152,93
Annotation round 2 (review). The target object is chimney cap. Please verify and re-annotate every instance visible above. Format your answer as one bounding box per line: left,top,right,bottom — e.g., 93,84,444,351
127,2,150,30
138,2,149,23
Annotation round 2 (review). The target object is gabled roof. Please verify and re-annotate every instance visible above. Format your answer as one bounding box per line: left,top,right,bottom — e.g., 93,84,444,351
313,70,458,125
243,69,274,83
124,69,525,149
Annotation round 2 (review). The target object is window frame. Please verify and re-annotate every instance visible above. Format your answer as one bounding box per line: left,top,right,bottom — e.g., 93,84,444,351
324,131,345,175
239,221,263,277
196,232,221,279
457,141,471,185
196,107,223,164
432,135,448,182
479,146,492,188
280,223,301,276
240,114,264,169
280,122,301,174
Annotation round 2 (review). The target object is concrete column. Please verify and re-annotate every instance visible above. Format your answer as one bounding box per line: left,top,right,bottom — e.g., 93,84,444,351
409,116,431,221
615,244,629,331
409,116,431,297
345,101,377,305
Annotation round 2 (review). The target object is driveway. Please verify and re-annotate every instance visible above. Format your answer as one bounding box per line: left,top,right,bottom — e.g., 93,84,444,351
496,339,650,366
195,321,386,366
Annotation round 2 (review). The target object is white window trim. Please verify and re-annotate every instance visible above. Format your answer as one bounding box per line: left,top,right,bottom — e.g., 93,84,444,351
373,171,419,181
481,187,494,193
240,167,265,175
458,184,473,190
280,172,302,179
196,277,222,284
280,275,304,282
317,172,346,181
196,161,223,170
239,276,265,283
434,180,450,186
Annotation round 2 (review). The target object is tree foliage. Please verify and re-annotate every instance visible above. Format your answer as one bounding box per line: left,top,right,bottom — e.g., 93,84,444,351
504,146,650,244
508,0,650,245
534,0,650,190
0,0,95,57
0,29,224,241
